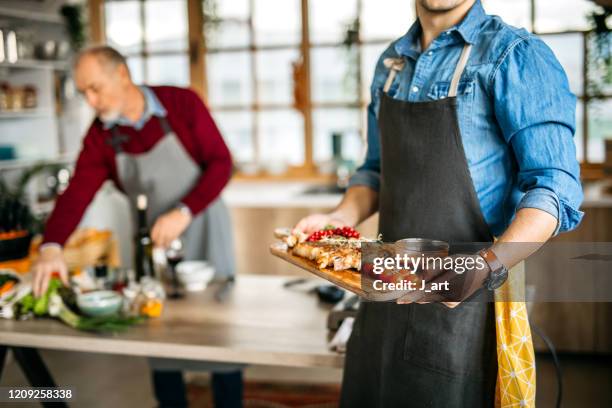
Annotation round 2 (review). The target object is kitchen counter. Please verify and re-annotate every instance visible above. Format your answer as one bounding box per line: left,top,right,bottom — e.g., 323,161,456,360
223,181,343,208
0,275,343,368
223,179,612,209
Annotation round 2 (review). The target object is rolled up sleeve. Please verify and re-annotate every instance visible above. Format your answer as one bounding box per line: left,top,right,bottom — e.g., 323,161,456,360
492,36,584,234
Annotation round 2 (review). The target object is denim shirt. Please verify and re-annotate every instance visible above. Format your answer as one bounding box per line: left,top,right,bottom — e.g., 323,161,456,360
349,0,584,236
102,86,167,130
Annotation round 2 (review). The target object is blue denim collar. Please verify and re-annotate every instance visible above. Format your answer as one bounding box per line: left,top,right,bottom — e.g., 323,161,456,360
395,0,486,58
102,86,167,130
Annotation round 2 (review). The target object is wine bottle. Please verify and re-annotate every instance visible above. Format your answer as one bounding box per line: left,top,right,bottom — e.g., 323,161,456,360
134,194,154,282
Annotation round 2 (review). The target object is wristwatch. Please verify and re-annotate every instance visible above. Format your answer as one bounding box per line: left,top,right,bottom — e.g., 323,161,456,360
176,203,193,218
478,248,509,290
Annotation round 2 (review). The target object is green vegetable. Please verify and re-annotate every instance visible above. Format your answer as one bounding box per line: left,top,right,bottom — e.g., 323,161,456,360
15,278,142,332
49,294,143,333
32,278,62,316
18,293,34,314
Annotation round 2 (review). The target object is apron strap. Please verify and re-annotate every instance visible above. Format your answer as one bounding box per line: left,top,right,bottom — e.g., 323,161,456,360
107,126,130,153
448,43,472,97
382,57,406,94
158,116,173,135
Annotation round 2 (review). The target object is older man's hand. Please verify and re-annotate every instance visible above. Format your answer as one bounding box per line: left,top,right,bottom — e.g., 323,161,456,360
151,208,192,248
32,245,69,297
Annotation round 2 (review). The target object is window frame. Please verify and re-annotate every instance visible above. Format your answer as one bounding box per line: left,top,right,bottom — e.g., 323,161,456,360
91,0,611,180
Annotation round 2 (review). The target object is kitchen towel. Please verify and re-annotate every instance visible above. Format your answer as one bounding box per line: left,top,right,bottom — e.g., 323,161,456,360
494,262,536,408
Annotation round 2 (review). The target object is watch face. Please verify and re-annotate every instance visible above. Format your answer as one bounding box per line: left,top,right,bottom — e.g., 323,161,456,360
486,268,508,290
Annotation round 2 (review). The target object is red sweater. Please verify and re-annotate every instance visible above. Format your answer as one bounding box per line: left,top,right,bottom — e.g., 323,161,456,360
43,86,232,246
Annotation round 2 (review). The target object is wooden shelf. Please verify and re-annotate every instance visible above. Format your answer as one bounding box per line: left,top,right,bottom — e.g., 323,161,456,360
0,60,69,71
0,109,54,119
0,6,63,24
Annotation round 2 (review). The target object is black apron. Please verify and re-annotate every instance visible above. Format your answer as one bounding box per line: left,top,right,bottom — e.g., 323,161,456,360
340,44,497,407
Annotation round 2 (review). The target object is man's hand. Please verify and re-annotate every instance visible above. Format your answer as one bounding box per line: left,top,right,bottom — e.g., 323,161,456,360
32,245,69,297
397,253,491,308
151,208,192,248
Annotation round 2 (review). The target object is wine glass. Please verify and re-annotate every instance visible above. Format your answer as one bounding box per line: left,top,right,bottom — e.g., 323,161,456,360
165,238,185,299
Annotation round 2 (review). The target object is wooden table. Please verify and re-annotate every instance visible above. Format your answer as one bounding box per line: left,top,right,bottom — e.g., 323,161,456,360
0,275,344,369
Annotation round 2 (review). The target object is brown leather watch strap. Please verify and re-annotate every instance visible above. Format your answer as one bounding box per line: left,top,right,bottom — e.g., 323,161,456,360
479,247,504,272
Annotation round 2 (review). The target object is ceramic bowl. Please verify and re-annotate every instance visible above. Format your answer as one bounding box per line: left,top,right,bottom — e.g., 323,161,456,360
77,290,123,317
176,261,214,292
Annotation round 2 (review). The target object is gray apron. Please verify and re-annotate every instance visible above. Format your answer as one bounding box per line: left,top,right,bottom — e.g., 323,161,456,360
110,115,241,373
340,44,497,407
110,116,235,279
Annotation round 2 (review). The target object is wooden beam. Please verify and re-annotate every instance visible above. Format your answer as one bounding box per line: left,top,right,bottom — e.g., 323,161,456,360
187,0,207,100
301,0,315,171
88,0,105,44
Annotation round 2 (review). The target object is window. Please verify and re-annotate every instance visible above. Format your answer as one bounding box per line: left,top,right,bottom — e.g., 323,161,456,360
97,0,611,176
104,0,190,86
204,0,303,172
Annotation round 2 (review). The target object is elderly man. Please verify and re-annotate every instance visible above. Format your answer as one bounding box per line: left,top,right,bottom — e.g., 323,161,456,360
32,46,242,408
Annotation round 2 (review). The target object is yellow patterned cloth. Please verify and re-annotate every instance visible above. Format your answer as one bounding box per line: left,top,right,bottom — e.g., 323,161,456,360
494,262,536,408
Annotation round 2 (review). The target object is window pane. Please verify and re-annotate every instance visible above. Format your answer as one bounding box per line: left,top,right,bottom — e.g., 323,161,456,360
258,109,304,166
207,21,250,49
312,47,360,103
309,0,358,44
587,99,612,163
206,51,253,107
313,108,363,164
253,0,300,46
212,111,254,163
105,1,143,54
145,55,190,86
127,56,145,84
256,49,299,105
361,43,388,101
540,33,583,96
144,0,188,52
535,0,599,33
205,0,250,49
362,0,414,40
481,0,530,30
214,0,249,20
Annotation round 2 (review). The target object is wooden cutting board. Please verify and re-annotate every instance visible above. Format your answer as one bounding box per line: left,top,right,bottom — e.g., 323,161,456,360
269,241,404,302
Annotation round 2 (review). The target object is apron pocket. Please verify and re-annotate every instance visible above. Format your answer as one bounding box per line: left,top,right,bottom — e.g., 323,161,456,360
403,301,495,380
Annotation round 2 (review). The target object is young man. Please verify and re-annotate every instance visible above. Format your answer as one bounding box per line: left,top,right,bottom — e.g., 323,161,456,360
295,0,583,406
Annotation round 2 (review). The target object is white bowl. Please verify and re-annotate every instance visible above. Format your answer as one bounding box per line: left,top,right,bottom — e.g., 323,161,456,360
175,261,214,292
77,290,123,317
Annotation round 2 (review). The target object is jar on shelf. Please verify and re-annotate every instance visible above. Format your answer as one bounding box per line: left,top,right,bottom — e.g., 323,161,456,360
23,85,37,109
10,86,25,111
0,82,11,111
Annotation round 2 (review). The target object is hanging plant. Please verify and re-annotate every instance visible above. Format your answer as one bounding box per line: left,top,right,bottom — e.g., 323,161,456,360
586,6,611,96
202,0,221,48
342,18,361,99
60,4,86,51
